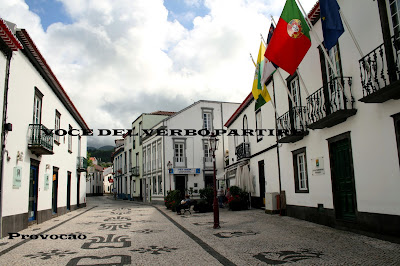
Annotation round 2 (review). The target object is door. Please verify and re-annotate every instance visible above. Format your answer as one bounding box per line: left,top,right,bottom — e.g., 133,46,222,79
52,169,58,214
28,165,39,222
175,175,186,199
77,173,80,207
67,172,71,210
329,137,357,220
258,160,265,208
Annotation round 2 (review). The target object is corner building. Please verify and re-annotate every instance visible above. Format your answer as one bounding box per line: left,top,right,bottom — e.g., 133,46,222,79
0,20,89,237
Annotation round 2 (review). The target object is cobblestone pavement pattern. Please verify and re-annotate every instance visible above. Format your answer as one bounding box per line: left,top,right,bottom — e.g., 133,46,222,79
0,196,399,265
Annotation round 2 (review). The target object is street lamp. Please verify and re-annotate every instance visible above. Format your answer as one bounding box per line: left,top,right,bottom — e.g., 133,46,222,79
167,161,172,191
208,132,220,229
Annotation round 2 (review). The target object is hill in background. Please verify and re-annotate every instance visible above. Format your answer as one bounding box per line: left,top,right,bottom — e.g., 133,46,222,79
87,146,114,163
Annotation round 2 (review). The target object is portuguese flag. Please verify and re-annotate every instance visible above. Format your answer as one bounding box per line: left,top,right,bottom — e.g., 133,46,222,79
264,0,311,75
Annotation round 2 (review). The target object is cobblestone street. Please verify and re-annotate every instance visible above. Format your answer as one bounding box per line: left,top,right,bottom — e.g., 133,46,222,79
0,196,399,265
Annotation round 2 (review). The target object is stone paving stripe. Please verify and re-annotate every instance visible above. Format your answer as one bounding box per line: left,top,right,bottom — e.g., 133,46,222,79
0,206,98,257
154,206,236,266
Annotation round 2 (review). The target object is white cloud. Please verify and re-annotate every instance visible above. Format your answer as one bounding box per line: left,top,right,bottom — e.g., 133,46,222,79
0,0,319,147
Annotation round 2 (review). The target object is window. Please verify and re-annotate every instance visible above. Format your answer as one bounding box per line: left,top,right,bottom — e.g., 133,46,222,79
124,152,127,173
243,115,249,143
203,112,212,131
388,0,400,36
133,180,136,193
289,76,301,107
153,176,157,194
174,140,186,167
33,89,43,124
129,149,132,171
292,148,309,193
133,127,136,149
326,44,342,82
147,146,151,172
204,142,211,158
54,110,61,144
68,125,72,152
143,149,146,174
255,110,262,142
139,122,143,145
175,143,184,162
157,141,162,169
152,143,156,170
158,174,162,194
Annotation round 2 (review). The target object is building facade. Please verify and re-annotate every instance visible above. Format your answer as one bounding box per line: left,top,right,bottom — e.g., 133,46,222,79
0,20,89,237
86,165,103,196
226,0,400,237
142,101,240,204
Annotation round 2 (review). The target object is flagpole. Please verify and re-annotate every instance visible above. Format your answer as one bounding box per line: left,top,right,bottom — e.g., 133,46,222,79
253,39,280,118
270,16,311,98
295,0,348,97
338,9,364,58
250,53,256,67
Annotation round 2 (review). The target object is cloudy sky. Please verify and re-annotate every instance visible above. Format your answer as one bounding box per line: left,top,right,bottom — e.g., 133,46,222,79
0,0,317,148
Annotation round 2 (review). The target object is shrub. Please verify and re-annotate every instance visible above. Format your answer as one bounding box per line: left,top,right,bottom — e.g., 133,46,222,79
164,190,182,211
193,199,212,213
226,186,249,211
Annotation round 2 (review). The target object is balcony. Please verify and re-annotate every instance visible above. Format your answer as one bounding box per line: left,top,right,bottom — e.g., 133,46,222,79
77,157,88,172
277,106,309,143
307,77,357,130
132,166,140,176
204,156,213,169
28,124,54,155
174,156,186,168
359,35,400,103
236,142,250,160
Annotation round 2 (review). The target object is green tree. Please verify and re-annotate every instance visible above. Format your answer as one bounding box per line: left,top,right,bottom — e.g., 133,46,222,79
87,152,94,167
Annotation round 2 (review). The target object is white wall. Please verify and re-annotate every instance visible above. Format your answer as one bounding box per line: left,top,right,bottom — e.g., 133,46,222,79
2,45,87,217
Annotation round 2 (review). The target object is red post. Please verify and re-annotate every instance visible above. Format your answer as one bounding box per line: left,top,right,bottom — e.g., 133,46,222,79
212,151,220,229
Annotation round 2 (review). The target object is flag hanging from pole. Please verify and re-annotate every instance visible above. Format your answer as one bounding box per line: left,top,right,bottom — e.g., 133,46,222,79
261,23,278,86
320,0,344,51
264,0,311,75
252,42,271,111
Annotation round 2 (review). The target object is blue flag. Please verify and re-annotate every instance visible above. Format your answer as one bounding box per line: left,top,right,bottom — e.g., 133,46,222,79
320,0,344,51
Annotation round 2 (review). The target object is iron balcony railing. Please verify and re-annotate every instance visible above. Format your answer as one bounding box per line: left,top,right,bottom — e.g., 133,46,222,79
277,106,308,137
77,157,88,170
174,156,186,167
236,142,250,160
28,124,53,152
359,35,400,99
306,77,354,126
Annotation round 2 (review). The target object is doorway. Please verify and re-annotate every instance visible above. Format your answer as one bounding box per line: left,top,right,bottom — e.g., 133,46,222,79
52,168,58,214
175,175,186,199
67,171,71,210
28,164,39,222
258,160,265,208
329,134,357,220
77,173,80,207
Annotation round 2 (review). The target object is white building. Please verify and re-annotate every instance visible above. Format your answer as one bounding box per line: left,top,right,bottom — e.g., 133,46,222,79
103,166,113,194
226,0,400,238
86,164,103,196
125,111,175,201
0,20,89,237
142,100,240,204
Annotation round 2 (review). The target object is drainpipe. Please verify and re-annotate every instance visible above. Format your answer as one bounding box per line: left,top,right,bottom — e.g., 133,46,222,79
0,51,12,237
273,78,282,215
